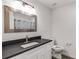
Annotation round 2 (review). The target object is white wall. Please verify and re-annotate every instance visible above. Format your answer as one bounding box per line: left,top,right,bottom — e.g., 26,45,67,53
2,0,52,41
52,2,76,58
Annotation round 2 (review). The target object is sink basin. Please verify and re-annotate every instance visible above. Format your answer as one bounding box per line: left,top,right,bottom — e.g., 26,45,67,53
52,45,64,53
21,42,39,48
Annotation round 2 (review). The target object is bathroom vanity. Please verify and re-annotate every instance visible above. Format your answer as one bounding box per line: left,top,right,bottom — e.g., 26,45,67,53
3,5,53,59
2,36,53,59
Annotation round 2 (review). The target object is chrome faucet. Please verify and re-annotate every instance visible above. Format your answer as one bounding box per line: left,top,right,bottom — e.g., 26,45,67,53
26,35,28,43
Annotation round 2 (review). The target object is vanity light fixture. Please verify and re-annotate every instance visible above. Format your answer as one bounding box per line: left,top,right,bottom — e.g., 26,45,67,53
17,0,34,8
6,0,36,15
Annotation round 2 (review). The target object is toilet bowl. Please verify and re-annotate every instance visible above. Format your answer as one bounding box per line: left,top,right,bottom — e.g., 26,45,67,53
52,45,64,53
52,45,64,59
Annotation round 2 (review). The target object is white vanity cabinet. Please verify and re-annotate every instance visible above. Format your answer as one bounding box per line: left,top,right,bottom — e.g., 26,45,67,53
10,42,53,59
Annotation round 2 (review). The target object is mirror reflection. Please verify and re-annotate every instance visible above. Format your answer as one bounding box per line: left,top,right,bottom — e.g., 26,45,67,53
4,5,37,33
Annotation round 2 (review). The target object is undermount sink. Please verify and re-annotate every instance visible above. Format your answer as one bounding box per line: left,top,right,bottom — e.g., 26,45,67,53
52,45,64,53
21,42,39,48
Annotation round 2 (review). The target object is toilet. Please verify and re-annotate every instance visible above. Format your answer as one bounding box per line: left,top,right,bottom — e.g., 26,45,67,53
52,40,64,59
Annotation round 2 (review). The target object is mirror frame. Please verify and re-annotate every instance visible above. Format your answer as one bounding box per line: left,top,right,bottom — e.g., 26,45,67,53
4,5,37,33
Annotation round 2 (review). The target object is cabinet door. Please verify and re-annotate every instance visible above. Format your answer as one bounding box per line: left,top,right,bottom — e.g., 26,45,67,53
38,54,45,59
29,55,37,59
28,52,38,59
44,49,52,59
37,48,52,59
37,49,52,59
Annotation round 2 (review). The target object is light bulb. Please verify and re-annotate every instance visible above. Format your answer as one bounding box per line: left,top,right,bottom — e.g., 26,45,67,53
9,1,23,11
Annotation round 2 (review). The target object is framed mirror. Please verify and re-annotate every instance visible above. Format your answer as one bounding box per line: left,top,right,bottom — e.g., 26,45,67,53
4,5,37,33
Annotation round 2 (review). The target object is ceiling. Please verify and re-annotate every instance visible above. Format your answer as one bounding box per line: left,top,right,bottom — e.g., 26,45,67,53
38,0,76,9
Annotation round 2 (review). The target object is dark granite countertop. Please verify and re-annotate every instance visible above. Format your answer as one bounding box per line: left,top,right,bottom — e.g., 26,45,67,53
2,38,52,59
